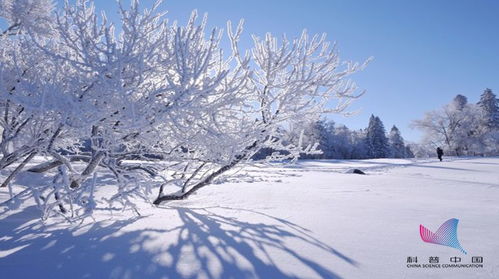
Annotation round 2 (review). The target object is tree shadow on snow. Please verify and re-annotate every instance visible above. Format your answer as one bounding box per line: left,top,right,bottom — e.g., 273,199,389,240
0,206,354,279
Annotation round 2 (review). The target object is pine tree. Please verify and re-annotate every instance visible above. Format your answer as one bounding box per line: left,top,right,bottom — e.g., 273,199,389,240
452,94,468,111
404,145,415,158
476,89,499,155
388,125,406,158
477,88,499,129
365,115,390,158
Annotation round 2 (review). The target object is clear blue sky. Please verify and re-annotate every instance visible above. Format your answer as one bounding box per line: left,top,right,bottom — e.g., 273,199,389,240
59,0,499,142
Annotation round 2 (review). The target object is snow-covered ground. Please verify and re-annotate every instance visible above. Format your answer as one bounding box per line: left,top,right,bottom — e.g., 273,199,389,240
1,157,498,278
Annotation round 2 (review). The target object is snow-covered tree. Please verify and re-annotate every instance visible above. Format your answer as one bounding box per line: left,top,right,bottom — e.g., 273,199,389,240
365,115,389,158
388,125,406,158
404,145,415,158
0,0,59,172
0,0,55,36
329,124,354,159
475,89,499,155
159,20,371,203
288,119,327,159
477,89,499,129
406,142,432,158
413,96,483,156
451,94,468,111
350,129,369,159
0,0,369,218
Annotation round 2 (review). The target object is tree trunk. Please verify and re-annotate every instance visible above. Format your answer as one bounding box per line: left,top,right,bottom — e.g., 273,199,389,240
153,140,259,205
27,155,91,173
153,159,239,204
70,152,105,189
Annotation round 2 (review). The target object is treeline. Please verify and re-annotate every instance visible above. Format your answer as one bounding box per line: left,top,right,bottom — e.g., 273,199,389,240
255,115,414,160
412,89,499,156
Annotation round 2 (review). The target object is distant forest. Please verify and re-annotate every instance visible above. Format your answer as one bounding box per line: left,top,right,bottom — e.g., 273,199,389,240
255,89,499,160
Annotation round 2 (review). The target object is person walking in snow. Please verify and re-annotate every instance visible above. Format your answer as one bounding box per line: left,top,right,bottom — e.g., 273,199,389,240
436,147,444,161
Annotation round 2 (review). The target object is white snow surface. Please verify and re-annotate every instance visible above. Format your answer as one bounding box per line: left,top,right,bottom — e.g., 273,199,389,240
1,157,498,279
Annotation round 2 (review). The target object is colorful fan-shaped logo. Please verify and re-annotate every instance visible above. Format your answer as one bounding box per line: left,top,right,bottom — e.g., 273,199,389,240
420,218,467,254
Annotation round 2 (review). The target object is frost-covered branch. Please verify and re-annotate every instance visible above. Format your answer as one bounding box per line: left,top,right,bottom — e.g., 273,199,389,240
0,0,369,218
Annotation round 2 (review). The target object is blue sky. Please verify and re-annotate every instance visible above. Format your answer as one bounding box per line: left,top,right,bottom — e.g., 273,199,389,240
59,1,499,141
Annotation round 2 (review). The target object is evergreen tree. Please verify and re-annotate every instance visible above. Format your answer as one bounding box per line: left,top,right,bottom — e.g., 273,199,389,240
477,88,499,129
476,89,499,155
452,94,468,111
404,145,415,158
388,125,406,158
365,115,390,158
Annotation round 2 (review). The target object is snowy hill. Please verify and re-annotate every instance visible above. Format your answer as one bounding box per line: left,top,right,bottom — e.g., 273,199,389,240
1,157,498,279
